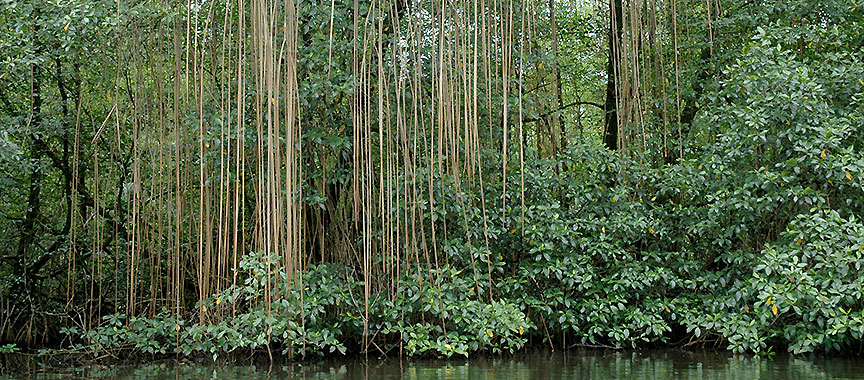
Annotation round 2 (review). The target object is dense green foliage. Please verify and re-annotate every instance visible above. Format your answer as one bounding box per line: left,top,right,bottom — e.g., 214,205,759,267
61,252,530,359
1,0,863,361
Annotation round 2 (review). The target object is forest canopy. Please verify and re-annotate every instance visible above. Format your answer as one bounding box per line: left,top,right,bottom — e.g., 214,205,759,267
0,0,863,358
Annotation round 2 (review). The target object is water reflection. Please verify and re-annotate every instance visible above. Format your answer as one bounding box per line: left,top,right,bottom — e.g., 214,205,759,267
4,349,864,379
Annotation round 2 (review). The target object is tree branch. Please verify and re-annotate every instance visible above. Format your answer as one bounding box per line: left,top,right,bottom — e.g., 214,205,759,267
523,100,603,124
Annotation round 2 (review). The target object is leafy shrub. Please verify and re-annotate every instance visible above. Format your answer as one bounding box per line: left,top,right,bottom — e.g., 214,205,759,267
0,344,17,353
680,24,864,354
66,251,531,359
378,265,531,357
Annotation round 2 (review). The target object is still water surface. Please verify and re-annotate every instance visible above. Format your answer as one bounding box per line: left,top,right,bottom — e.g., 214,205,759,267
6,349,864,379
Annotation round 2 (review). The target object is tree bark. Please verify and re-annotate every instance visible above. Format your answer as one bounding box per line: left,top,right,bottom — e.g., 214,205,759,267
603,0,623,151
549,0,566,152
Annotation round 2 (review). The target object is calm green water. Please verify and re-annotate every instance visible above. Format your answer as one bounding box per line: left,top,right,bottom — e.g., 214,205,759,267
5,349,864,379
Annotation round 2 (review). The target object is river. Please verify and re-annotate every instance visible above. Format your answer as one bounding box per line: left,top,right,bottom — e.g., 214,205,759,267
5,349,864,379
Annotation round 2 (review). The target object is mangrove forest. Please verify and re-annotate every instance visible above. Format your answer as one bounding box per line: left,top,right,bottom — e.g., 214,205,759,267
0,0,863,362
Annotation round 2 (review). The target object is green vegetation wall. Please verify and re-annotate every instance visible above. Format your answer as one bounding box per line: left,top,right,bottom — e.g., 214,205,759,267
0,0,862,358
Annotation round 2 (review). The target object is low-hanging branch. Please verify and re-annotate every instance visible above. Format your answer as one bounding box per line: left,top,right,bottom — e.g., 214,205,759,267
522,100,604,124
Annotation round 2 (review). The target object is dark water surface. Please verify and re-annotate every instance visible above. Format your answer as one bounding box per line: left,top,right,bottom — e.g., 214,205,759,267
5,349,864,379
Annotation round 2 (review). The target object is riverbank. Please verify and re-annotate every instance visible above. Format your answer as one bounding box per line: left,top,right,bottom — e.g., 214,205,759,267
5,246,864,367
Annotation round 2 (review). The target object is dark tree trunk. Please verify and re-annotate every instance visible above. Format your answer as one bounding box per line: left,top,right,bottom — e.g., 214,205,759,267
549,0,566,152
603,0,623,151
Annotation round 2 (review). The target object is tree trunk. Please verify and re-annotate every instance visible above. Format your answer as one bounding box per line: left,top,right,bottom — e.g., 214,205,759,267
603,0,623,151
549,0,566,152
